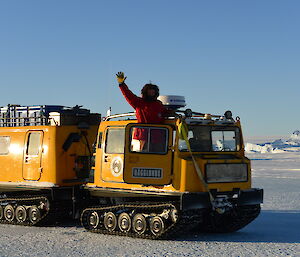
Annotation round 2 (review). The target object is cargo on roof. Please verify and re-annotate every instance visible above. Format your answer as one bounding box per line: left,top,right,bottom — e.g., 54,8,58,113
0,104,100,127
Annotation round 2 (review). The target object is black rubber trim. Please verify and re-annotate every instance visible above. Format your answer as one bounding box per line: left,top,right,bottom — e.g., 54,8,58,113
180,192,211,210
180,188,264,211
237,188,264,206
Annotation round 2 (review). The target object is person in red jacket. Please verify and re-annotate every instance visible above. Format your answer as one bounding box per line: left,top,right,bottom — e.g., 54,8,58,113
116,71,167,152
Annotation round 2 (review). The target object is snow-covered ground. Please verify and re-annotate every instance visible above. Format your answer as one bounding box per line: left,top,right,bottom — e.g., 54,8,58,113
0,137,300,256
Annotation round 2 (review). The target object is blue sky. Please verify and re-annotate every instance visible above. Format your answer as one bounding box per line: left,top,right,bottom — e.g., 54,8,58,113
0,1,299,136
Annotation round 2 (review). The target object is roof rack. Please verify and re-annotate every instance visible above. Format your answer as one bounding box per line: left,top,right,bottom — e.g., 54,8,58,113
176,110,222,119
0,116,49,127
104,109,226,121
104,112,136,121
0,104,100,127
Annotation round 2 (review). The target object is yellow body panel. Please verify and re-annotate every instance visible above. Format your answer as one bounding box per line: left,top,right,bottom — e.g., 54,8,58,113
88,118,252,195
0,125,98,188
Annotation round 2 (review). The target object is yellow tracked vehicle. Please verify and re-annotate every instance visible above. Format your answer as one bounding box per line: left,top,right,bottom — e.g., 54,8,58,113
81,96,263,239
0,105,100,225
0,99,263,238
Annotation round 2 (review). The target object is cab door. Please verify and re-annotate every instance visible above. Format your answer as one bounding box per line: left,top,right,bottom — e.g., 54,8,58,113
23,131,43,181
100,126,125,183
123,124,173,185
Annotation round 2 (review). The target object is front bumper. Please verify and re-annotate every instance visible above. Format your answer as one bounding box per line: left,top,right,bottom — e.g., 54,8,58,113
180,188,263,210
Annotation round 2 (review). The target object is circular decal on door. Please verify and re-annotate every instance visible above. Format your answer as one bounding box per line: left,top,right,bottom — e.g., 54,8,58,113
110,156,123,177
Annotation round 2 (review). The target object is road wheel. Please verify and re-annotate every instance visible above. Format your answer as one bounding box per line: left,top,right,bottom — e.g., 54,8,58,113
15,205,27,223
104,212,117,232
88,211,100,229
132,214,147,235
0,205,3,220
150,216,165,236
28,206,41,224
4,205,15,222
118,212,131,232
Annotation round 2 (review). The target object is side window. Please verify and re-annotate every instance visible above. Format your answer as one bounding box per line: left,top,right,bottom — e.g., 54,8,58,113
26,132,41,156
105,128,125,154
0,136,10,155
97,132,103,149
130,126,168,154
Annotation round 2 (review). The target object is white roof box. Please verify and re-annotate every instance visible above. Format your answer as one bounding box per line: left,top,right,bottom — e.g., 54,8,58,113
158,95,186,110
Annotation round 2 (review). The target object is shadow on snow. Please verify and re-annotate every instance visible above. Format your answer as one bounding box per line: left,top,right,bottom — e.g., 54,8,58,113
37,210,300,243
178,210,300,244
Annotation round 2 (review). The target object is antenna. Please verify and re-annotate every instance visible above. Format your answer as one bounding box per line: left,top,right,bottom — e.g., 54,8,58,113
106,107,111,117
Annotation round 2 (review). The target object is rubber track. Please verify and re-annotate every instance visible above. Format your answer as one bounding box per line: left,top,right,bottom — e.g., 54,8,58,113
200,204,261,233
0,195,50,226
81,203,202,240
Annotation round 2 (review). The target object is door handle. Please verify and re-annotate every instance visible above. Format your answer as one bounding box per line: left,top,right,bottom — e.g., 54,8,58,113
25,156,31,163
104,155,110,162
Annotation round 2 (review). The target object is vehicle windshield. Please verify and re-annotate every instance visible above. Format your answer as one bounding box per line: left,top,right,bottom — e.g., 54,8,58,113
178,125,240,152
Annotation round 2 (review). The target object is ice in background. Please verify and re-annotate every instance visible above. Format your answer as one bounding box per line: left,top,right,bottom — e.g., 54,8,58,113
245,130,300,211
245,130,300,153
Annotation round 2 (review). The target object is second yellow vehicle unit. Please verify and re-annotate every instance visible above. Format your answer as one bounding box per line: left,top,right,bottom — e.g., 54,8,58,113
0,105,100,225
